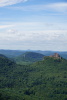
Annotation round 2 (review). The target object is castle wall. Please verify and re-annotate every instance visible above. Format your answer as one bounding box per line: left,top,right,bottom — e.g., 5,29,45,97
50,53,61,59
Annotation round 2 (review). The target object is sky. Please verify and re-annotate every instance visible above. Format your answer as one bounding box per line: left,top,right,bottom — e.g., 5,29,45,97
0,0,67,51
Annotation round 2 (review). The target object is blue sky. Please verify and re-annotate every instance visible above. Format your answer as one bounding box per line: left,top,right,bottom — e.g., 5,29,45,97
0,0,67,51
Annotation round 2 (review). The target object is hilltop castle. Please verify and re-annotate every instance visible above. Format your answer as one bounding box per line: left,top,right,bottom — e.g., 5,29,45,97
43,53,61,60
50,53,61,59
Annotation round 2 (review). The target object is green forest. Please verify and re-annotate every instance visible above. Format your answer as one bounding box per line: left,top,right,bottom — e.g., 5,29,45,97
0,53,67,100
13,52,45,65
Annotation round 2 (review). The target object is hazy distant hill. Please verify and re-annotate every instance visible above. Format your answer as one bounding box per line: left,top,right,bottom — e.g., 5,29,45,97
58,52,67,59
13,52,45,65
35,50,67,59
0,49,26,58
0,54,7,58
0,49,67,59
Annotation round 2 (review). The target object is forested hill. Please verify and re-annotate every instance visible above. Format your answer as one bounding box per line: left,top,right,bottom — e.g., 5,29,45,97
0,56,28,100
0,55,67,100
0,54,7,58
0,56,17,74
13,52,45,65
27,56,67,100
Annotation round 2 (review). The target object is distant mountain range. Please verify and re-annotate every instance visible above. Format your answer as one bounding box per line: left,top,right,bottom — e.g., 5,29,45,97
0,49,67,59
0,49,26,58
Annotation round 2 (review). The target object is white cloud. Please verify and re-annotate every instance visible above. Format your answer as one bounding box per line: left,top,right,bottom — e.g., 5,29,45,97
10,2,67,13
0,22,67,32
47,2,67,12
0,29,67,50
45,23,53,27
0,29,67,43
0,25,14,29
0,0,27,7
6,29,18,34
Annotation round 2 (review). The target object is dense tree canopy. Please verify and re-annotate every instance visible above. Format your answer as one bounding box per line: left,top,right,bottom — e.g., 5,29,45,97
0,55,67,100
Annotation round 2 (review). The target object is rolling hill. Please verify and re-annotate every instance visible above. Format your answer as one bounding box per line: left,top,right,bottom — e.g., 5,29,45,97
13,52,45,65
0,49,67,59
0,55,67,100
0,56,28,100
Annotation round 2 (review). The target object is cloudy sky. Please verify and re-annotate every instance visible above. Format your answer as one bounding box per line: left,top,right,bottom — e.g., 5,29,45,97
0,0,67,51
